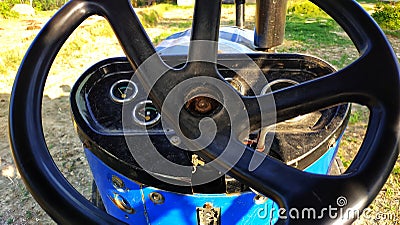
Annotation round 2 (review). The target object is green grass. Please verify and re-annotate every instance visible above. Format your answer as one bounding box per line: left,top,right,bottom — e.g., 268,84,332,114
392,165,400,175
357,0,379,3
285,15,352,47
152,20,192,44
7,218,13,224
331,53,354,69
25,211,32,220
268,1,357,68
137,9,161,28
0,48,27,85
339,155,352,168
85,20,115,38
35,9,57,17
284,1,353,48
287,0,329,18
385,29,400,38
349,106,370,124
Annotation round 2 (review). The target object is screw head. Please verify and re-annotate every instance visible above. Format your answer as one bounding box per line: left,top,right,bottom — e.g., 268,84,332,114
111,175,126,192
149,192,165,204
170,136,181,146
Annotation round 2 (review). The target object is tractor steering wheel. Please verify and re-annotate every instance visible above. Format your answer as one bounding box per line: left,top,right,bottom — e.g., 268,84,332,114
9,0,400,224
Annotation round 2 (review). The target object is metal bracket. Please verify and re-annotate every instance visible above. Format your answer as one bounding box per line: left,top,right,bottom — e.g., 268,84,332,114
192,154,205,173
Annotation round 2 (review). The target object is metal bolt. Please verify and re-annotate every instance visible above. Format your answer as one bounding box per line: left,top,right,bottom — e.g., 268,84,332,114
203,202,213,209
195,97,213,113
254,194,268,205
170,136,181,146
111,175,126,192
149,192,165,204
186,96,219,115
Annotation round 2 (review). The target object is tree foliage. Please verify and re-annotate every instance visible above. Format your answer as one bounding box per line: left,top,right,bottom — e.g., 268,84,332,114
0,0,19,18
372,3,400,30
32,0,66,11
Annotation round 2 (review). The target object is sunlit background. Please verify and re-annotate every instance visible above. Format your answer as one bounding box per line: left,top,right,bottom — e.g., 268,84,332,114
0,0,399,224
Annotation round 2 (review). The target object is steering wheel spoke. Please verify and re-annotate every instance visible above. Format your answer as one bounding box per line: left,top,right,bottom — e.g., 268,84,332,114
243,41,399,131
241,74,344,130
200,135,369,225
99,0,160,68
199,131,386,224
187,0,222,65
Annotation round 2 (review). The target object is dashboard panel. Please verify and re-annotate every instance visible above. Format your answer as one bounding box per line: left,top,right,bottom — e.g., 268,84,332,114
70,54,349,192
73,60,165,134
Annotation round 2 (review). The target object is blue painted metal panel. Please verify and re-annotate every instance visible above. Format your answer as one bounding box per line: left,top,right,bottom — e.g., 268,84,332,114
85,136,341,225
303,138,341,175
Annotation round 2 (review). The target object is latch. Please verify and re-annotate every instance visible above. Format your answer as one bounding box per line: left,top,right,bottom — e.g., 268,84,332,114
196,203,221,225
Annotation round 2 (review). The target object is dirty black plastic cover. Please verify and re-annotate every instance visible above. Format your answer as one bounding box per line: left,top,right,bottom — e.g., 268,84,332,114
69,54,350,193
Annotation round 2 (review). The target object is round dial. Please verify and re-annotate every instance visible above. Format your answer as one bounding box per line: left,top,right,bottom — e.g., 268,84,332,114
133,100,161,127
260,79,299,95
110,80,138,103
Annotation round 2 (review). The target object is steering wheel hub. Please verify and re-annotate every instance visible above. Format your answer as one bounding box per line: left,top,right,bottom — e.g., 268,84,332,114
186,95,221,115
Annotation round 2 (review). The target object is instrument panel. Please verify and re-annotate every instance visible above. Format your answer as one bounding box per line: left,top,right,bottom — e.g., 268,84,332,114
71,54,343,136
73,59,166,134
71,56,254,134
70,54,349,190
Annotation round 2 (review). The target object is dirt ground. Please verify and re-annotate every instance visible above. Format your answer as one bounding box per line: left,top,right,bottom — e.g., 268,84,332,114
0,94,87,224
0,13,123,224
0,6,399,225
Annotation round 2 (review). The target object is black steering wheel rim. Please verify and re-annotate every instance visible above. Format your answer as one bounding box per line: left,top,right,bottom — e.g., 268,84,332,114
9,0,400,224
